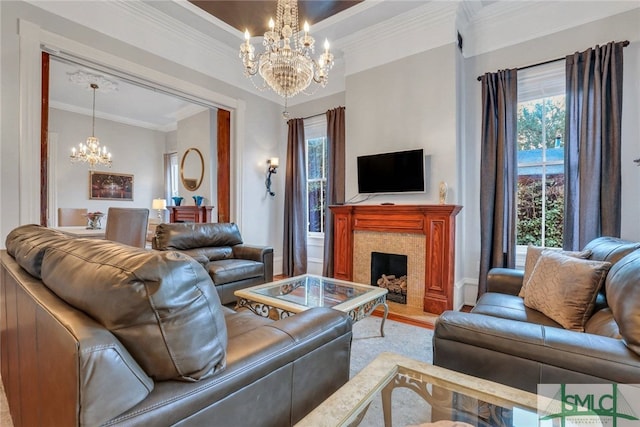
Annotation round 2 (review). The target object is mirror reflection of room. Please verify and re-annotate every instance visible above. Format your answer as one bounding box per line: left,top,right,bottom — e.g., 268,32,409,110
47,55,218,228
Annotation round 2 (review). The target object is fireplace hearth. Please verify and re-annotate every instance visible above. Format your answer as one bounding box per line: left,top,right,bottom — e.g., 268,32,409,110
371,252,408,304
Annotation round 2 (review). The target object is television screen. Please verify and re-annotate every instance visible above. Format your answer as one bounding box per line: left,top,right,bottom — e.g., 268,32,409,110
357,149,425,194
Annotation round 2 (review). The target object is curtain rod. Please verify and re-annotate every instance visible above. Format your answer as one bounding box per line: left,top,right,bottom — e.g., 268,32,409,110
476,40,630,81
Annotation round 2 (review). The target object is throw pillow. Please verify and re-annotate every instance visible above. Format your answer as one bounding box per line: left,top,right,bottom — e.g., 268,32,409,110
523,250,611,331
519,246,592,297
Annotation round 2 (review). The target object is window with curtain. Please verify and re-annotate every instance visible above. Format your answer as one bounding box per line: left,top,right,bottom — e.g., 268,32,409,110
305,116,328,235
516,62,566,263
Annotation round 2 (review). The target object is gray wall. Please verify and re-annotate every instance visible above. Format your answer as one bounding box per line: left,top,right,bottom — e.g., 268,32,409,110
50,108,166,225
461,9,640,299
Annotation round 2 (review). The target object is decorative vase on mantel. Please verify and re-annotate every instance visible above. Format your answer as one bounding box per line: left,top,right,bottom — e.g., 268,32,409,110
172,196,183,206
193,195,204,206
85,212,105,230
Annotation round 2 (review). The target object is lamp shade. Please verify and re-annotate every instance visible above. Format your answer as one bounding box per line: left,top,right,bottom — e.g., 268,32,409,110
152,198,167,210
269,157,279,168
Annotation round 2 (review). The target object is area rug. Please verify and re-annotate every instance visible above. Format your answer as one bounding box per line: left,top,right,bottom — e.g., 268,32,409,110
349,315,435,426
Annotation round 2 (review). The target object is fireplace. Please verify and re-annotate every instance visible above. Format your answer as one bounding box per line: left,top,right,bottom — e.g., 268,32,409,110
371,252,408,304
329,204,462,314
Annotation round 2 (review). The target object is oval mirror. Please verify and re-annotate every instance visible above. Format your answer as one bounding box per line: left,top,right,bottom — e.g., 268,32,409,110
180,148,205,191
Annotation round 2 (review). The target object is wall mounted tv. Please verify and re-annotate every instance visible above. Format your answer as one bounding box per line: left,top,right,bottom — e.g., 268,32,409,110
357,149,426,194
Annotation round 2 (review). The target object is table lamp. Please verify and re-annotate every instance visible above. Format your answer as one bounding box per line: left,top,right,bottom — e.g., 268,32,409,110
152,198,167,221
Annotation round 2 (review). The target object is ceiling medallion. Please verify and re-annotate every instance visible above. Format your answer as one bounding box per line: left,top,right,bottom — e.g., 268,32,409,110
67,70,119,93
239,0,334,117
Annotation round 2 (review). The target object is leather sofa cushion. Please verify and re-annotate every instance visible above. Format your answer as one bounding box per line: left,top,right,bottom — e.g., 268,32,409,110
583,236,640,264
472,292,563,328
206,259,264,285
5,224,71,278
154,223,243,250
519,246,591,297
522,251,610,331
584,308,622,339
176,247,234,264
40,238,228,381
606,249,640,355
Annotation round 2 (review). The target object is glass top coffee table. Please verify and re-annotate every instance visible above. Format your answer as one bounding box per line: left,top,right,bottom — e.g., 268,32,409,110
295,352,545,427
235,274,389,336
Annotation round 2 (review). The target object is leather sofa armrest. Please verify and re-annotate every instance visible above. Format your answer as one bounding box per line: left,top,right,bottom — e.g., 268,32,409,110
486,268,524,295
232,244,274,281
434,311,640,389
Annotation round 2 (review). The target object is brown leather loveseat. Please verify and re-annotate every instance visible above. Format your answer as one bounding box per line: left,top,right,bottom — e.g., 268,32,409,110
433,237,640,393
153,222,273,304
1,225,352,426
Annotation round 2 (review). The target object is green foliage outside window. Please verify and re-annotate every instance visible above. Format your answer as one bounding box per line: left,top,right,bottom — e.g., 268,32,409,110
517,95,566,248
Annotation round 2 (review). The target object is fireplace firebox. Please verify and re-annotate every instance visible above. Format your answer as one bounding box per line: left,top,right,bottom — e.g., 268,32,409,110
371,252,408,304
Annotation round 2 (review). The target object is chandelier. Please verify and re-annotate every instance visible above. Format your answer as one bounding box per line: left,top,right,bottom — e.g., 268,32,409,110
70,83,112,168
239,0,334,117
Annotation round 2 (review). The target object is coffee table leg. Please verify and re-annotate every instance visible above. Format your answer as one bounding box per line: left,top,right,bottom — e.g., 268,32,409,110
363,300,388,337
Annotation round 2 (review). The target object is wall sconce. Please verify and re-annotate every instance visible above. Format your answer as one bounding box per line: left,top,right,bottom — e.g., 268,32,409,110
266,157,279,196
152,198,167,221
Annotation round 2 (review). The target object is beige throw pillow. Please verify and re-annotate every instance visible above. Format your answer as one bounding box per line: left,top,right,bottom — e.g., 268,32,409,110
523,250,611,331
519,246,592,297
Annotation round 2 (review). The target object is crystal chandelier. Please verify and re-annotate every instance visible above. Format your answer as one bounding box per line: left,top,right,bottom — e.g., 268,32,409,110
239,0,334,117
70,83,112,169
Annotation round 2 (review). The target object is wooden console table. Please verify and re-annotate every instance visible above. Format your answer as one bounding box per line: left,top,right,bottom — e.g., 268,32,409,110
329,204,462,314
168,206,213,223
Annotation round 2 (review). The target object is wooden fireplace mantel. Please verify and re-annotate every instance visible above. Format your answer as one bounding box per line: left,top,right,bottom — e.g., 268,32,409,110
329,204,462,314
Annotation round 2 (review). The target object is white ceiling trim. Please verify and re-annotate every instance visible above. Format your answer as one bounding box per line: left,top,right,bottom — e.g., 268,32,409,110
49,100,179,132
338,2,459,76
461,1,640,58
27,0,266,103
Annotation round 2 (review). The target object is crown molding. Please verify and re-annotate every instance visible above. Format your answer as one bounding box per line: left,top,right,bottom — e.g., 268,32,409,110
27,0,262,101
460,1,640,58
338,2,459,76
50,100,178,132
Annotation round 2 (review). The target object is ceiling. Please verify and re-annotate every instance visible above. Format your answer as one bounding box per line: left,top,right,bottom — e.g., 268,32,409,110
189,0,363,35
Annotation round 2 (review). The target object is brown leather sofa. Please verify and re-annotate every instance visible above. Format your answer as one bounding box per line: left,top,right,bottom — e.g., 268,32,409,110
1,225,352,426
153,222,273,305
433,237,640,393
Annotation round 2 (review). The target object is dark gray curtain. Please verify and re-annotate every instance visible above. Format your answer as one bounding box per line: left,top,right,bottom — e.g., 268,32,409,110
478,69,518,297
564,41,624,250
283,118,307,276
322,107,346,277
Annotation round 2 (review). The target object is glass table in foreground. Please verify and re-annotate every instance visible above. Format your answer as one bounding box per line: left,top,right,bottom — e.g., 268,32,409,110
235,274,388,336
295,352,545,427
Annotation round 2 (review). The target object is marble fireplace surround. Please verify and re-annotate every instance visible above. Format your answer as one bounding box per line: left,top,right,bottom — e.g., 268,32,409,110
330,204,462,314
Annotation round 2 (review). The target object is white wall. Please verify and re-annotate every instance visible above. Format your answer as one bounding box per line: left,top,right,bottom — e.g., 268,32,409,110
461,9,640,302
0,1,285,269
345,44,459,206
49,108,165,226
176,109,215,212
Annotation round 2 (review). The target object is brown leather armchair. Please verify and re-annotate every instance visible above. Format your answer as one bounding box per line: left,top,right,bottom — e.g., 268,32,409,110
153,222,274,304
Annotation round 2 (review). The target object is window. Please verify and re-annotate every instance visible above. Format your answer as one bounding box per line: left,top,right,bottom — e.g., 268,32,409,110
165,152,179,201
305,116,328,235
516,63,566,250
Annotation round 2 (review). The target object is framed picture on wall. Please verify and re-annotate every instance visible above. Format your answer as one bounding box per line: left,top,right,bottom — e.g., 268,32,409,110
89,171,134,201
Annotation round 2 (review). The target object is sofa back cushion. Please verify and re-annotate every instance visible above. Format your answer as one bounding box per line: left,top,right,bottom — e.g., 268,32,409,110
40,238,228,381
583,236,640,264
5,224,71,278
154,223,243,251
605,249,640,356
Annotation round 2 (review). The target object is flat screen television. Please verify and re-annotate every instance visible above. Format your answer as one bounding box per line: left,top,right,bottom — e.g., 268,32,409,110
357,149,425,194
